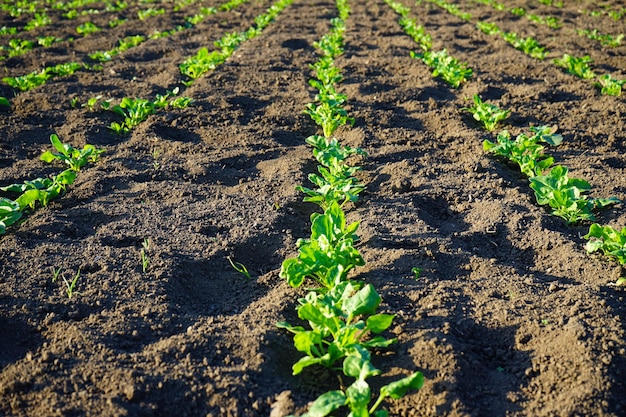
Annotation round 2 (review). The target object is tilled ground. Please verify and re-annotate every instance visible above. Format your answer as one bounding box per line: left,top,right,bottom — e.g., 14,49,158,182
0,0,625,416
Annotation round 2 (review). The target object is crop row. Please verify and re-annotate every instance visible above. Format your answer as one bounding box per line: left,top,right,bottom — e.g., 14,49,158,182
0,134,102,234
385,0,625,285
278,1,424,415
427,0,625,96
0,0,252,96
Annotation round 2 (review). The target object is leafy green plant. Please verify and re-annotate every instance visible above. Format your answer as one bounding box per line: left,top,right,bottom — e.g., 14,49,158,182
76,22,100,36
476,21,500,35
110,97,156,134
483,127,560,177
503,32,547,59
510,7,526,16
414,49,472,88
398,16,432,51
4,38,34,57
0,198,21,234
280,201,365,289
553,54,595,79
0,97,9,107
529,165,620,224
595,74,625,96
577,29,623,47
51,266,62,283
37,36,58,47
25,12,51,30
41,134,104,171
298,135,366,208
463,95,510,131
584,224,626,285
138,7,164,20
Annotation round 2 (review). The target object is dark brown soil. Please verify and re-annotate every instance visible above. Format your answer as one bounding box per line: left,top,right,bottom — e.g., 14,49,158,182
1,0,625,416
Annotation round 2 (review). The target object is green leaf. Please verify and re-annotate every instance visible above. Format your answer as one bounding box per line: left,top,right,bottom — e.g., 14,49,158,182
346,379,371,416
343,284,381,320
380,372,424,400
305,390,347,417
366,314,395,333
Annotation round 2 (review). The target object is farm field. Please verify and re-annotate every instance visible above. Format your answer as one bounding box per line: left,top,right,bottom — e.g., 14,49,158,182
1,0,625,415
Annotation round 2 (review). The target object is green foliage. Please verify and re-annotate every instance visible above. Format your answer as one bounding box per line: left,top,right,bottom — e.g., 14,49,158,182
41,134,104,171
503,32,547,59
595,74,625,96
415,49,473,88
280,201,364,289
585,224,626,267
529,166,620,224
90,35,145,62
76,22,100,36
110,97,156,134
483,127,560,177
398,16,432,51
553,54,595,79
463,95,510,131
476,21,500,35
25,12,51,30
137,7,164,20
578,29,623,47
3,70,50,91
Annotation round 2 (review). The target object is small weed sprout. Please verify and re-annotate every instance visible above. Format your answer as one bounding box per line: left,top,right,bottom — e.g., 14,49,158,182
411,267,422,279
51,266,62,283
62,269,81,298
228,256,252,280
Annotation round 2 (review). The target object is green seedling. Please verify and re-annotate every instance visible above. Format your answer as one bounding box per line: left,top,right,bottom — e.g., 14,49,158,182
529,166,620,224
0,97,9,107
76,22,100,36
584,224,626,283
110,97,156,133
595,74,625,96
463,95,510,131
62,269,81,298
51,266,62,283
510,7,526,16
398,16,432,51
37,36,58,47
280,201,365,289
554,54,595,79
3,70,49,92
414,49,472,88
483,128,559,177
578,29,623,47
138,7,164,20
277,281,396,374
297,135,366,208
5,38,34,57
41,134,104,171
503,32,547,59
412,267,422,279
476,21,500,35
0,198,21,234
25,12,51,30
180,47,227,82
228,256,252,280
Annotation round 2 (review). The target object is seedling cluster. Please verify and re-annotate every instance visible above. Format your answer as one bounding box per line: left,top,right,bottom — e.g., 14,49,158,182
279,1,424,415
0,135,103,234
484,127,620,224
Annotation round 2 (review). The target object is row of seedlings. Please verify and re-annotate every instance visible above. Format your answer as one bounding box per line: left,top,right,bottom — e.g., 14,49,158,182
386,0,472,88
105,0,293,134
0,0,252,95
461,97,625,284
391,1,626,285
432,0,626,96
278,1,424,416
0,134,103,234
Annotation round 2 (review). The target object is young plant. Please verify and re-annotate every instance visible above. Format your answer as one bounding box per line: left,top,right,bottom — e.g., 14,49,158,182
110,97,156,133
140,238,150,273
554,54,595,79
280,201,365,289
463,95,510,131
40,134,104,171
529,165,620,224
76,22,100,36
62,269,81,298
0,198,21,234
584,224,626,285
476,21,500,35
228,256,252,280
51,266,62,283
503,32,547,59
414,49,472,88
595,74,625,96
3,70,49,92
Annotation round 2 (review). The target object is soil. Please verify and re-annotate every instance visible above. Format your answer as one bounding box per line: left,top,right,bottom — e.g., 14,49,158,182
1,0,626,416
